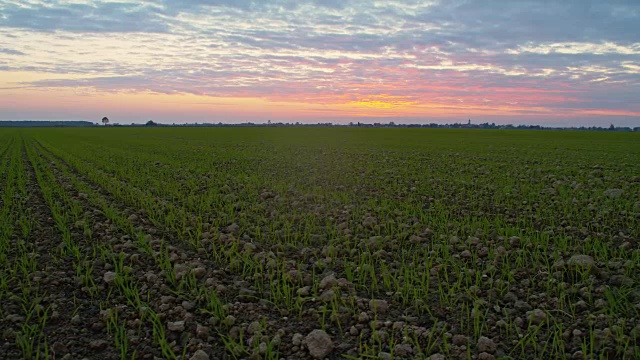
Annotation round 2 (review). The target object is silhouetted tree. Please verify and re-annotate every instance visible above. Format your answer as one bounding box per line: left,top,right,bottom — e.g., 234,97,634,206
101,117,109,126
146,120,157,126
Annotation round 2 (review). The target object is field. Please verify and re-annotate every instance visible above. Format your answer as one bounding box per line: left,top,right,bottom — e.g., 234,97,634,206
0,127,639,360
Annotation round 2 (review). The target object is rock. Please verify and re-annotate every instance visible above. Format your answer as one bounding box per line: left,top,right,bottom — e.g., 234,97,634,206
427,354,445,360
452,334,468,346
362,216,377,228
174,263,189,280
358,312,370,323
319,274,338,289
238,287,256,298
145,272,158,283
247,321,262,335
318,289,336,302
460,250,472,259
568,254,595,269
509,236,520,247
193,267,206,279
514,300,532,312
349,326,359,336
610,275,633,287
127,214,138,221
552,259,565,270
603,189,623,198
369,299,389,314
305,329,334,359
89,340,107,350
478,352,495,360
167,321,185,332
394,343,413,357
292,333,304,346
103,271,117,285
477,336,496,354
223,315,236,327
527,309,547,325
52,341,69,355
619,242,633,251
5,314,25,323
225,223,240,234
196,324,209,339
297,286,311,296
378,352,391,360
190,350,209,360
243,243,257,253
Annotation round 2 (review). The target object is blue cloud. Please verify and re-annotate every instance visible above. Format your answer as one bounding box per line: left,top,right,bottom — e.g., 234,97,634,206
0,47,24,55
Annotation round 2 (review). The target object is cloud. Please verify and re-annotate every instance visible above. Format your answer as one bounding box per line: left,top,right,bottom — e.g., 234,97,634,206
0,47,24,55
0,1,170,33
0,0,639,124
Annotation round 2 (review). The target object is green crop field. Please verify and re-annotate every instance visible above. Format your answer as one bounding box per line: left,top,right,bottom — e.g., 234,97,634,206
0,127,639,360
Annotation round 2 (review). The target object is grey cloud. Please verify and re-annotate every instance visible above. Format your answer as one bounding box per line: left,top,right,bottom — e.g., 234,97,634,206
0,47,24,55
414,0,640,46
0,1,170,33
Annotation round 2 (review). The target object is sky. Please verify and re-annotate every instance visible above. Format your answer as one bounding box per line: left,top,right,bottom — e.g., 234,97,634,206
0,0,639,126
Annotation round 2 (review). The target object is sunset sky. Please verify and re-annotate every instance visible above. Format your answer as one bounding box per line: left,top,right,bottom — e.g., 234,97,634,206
1,0,639,126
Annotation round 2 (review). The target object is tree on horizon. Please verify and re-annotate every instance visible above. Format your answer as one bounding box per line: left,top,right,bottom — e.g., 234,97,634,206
102,117,109,126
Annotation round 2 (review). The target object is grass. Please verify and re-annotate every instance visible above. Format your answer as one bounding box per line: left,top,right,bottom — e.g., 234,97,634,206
0,127,638,359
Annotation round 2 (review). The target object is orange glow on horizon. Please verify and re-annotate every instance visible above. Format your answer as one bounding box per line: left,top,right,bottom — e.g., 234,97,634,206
1,71,638,122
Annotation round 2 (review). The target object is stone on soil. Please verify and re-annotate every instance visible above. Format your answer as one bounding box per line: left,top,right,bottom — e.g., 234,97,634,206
305,329,334,359
477,336,496,353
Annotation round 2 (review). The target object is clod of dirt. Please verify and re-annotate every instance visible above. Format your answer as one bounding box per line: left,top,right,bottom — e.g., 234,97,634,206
478,352,496,360
509,236,521,247
514,300,532,312
603,188,623,198
89,340,107,350
305,329,334,359
452,334,468,346
477,336,497,354
225,223,240,234
527,309,547,325
297,286,311,296
319,274,338,289
358,312,370,323
103,271,117,284
223,315,236,327
193,267,206,278
196,324,209,339
567,254,595,269
427,354,445,360
394,343,413,356
362,216,377,228
190,349,210,360
167,320,185,332
292,333,304,346
319,289,336,302
619,242,633,251
369,299,389,314
174,263,190,281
